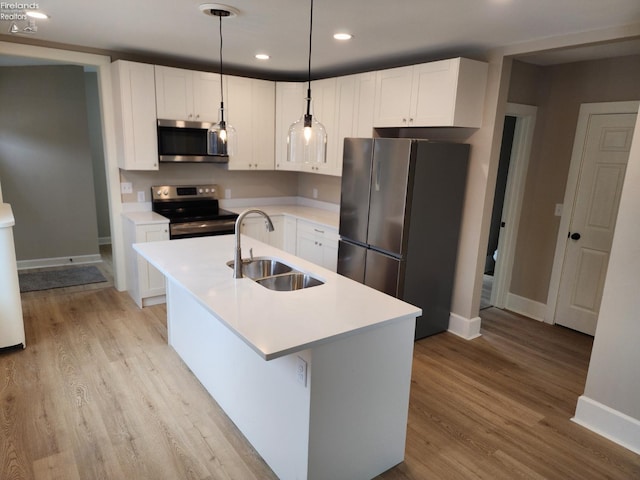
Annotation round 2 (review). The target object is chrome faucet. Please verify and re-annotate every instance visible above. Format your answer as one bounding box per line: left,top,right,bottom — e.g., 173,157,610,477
234,209,275,278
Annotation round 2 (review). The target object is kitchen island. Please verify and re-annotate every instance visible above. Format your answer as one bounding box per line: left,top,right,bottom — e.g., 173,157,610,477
134,234,421,480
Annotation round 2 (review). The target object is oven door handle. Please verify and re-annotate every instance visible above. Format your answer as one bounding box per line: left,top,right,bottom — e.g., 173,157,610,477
170,219,236,237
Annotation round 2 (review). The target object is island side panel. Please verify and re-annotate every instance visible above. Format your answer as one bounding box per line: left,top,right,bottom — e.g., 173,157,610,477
166,280,312,480
307,317,416,480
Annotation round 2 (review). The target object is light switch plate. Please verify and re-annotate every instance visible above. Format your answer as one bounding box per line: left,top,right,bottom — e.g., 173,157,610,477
555,204,563,216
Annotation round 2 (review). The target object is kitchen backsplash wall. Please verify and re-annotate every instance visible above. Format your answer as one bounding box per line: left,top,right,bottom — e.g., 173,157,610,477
120,164,299,203
297,172,341,204
120,164,343,205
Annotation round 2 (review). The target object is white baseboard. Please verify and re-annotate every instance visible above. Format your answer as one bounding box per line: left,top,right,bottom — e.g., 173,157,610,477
17,254,102,271
573,396,640,455
505,293,546,322
448,313,482,340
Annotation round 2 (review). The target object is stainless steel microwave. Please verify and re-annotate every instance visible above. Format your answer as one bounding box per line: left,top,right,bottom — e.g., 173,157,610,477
157,119,228,163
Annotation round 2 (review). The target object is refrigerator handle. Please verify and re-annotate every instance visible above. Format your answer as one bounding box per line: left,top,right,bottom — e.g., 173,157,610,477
374,157,381,191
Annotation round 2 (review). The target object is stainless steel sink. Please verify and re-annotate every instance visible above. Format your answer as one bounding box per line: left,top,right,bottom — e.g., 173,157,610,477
226,257,324,291
256,272,324,291
226,257,292,280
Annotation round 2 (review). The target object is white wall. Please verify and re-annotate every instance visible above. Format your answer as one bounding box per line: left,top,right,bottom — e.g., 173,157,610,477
573,111,640,453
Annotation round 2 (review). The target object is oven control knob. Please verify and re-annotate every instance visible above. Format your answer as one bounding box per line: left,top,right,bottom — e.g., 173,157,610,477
156,189,162,196
199,188,204,193
205,188,209,193
163,189,168,196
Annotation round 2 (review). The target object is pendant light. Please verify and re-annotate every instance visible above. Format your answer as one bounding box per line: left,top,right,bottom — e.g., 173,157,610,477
287,0,327,165
203,5,237,157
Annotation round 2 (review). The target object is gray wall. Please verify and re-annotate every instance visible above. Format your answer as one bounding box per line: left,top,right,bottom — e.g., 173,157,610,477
85,71,111,242
0,65,99,261
507,55,640,303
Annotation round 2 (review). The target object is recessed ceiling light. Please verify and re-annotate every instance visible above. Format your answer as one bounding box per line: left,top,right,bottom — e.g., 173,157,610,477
255,54,270,60
26,11,49,19
333,33,352,41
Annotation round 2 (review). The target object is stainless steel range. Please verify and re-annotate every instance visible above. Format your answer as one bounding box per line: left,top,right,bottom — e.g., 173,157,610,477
151,184,238,239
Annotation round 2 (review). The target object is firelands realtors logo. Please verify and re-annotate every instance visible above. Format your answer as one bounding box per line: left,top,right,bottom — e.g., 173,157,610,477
1,2,47,34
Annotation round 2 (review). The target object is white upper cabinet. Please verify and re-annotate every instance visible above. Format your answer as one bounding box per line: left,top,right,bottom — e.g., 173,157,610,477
155,65,221,122
305,77,337,175
275,82,305,172
226,76,275,170
333,72,376,176
275,73,375,177
373,58,488,128
111,60,159,171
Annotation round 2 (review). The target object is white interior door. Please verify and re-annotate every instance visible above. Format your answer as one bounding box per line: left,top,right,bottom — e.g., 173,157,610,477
555,111,637,335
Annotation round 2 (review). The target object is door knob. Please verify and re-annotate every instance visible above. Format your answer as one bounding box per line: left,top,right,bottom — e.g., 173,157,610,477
569,232,581,240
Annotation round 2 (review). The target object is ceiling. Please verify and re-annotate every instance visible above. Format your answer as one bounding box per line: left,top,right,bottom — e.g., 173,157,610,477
1,0,640,79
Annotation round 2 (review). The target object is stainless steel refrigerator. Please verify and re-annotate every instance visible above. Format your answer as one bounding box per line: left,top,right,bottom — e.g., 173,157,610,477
337,138,469,339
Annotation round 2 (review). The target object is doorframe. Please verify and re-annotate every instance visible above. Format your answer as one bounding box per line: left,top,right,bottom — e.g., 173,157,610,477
490,103,537,308
545,101,639,324
0,41,125,291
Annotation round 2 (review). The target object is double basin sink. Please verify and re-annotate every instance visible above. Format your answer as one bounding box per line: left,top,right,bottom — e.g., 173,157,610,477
226,257,324,291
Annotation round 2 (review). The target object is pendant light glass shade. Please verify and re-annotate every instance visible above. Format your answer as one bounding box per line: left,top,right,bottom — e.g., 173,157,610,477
208,105,237,156
287,0,326,165
287,107,327,165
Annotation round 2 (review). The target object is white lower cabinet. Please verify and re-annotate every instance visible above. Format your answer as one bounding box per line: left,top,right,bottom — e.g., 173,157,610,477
296,219,338,271
240,214,284,249
123,214,169,307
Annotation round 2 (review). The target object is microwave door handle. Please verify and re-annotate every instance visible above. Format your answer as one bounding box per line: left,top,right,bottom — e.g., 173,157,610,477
375,157,381,191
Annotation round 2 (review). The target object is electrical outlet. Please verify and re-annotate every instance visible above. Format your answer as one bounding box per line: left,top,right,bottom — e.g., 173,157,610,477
137,191,145,202
296,356,307,387
120,182,133,194
312,188,318,199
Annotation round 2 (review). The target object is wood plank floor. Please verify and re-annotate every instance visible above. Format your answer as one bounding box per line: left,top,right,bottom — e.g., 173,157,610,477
2,284,639,479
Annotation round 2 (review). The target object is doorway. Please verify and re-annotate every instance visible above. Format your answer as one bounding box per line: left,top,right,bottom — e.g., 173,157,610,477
547,101,638,335
482,103,537,310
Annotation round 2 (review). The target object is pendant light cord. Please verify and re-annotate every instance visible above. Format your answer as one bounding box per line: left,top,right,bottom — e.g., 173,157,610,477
218,14,225,122
306,0,313,117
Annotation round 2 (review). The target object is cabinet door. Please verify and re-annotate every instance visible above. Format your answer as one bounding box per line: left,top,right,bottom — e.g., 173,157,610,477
239,216,269,243
137,224,169,298
227,76,254,169
251,79,276,170
410,59,458,126
296,228,324,266
307,78,337,175
227,78,275,171
321,230,339,271
193,71,222,122
155,66,194,120
265,215,284,248
275,82,305,172
283,216,297,253
296,220,338,270
334,75,358,177
354,72,376,137
373,66,413,127
112,61,158,171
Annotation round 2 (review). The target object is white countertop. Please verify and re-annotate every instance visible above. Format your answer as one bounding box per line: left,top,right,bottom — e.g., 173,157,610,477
0,203,15,228
122,211,170,225
134,235,421,360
